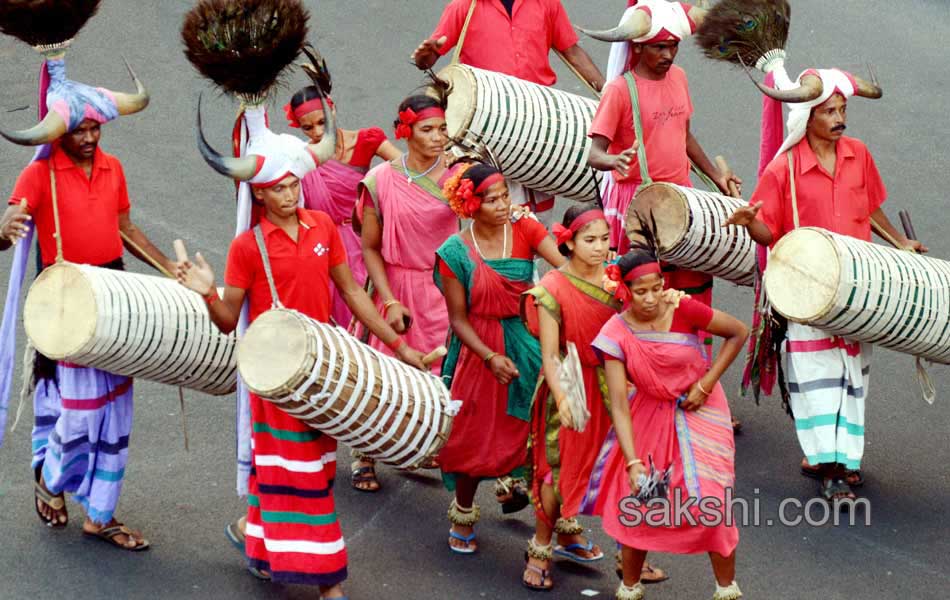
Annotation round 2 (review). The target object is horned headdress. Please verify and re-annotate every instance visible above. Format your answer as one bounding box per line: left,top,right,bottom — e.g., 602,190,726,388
0,0,149,146
182,0,335,187
695,0,882,159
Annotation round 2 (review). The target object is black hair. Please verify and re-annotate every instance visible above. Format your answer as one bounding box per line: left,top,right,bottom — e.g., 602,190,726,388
290,85,323,110
618,210,661,279
558,205,606,256
393,94,445,130
461,162,501,189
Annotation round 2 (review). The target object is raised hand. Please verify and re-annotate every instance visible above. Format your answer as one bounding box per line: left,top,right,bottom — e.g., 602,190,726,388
723,202,762,229
173,239,216,296
411,36,447,70
612,141,639,178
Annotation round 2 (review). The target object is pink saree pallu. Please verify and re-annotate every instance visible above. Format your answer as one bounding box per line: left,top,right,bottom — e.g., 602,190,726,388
585,315,738,557
356,162,458,371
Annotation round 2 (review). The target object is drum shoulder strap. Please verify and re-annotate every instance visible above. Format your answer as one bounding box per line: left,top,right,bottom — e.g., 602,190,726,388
786,150,800,229
252,225,283,308
452,0,479,65
622,72,652,186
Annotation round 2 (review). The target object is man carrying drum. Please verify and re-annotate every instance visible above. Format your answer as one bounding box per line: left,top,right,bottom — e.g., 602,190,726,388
411,0,606,214
725,67,925,504
178,95,427,596
0,62,170,549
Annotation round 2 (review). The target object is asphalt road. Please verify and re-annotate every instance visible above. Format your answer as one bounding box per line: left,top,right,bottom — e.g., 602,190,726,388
1,1,949,599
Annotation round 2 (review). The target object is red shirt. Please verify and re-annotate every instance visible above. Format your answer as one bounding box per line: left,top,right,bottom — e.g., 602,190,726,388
432,0,579,86
8,144,130,266
589,66,693,185
752,136,887,244
225,209,347,323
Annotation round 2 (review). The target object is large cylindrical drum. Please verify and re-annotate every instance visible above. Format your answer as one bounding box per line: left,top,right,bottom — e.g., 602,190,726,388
238,308,459,469
626,182,756,286
765,227,950,364
433,64,602,202
24,262,237,394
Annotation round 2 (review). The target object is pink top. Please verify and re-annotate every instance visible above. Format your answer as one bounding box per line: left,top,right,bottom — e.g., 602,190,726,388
589,66,693,186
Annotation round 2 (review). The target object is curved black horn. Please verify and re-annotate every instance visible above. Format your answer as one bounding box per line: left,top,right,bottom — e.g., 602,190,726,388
308,88,336,165
196,94,260,181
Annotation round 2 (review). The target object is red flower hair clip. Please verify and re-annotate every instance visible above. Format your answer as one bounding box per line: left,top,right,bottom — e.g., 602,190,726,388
283,102,301,128
603,264,633,304
456,178,482,217
395,108,418,140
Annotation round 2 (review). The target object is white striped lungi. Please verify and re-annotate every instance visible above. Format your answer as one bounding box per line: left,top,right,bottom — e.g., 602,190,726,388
785,322,871,470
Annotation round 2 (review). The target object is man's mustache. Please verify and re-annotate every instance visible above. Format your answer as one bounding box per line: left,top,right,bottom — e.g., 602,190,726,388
831,124,847,133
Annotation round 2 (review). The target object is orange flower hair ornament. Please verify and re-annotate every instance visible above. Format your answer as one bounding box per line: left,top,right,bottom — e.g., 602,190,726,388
443,165,505,218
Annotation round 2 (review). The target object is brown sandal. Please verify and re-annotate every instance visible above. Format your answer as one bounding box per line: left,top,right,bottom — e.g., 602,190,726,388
83,523,150,551
33,467,67,528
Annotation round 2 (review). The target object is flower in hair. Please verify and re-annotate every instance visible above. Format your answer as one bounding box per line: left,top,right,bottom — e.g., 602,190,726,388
395,108,418,140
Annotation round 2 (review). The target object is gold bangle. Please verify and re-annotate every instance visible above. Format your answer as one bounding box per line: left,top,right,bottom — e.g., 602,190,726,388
625,459,643,471
697,380,712,396
383,299,401,309
483,351,498,363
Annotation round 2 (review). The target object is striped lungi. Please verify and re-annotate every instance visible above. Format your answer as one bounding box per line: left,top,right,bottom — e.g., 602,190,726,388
785,322,870,470
245,393,347,586
31,362,134,525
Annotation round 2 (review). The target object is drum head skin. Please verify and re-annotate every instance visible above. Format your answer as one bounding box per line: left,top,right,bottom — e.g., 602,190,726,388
626,182,688,251
238,309,313,399
764,227,840,322
430,64,476,140
24,263,97,360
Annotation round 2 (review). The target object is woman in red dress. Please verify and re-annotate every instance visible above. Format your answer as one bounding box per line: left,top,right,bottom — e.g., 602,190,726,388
586,242,748,600
434,163,564,555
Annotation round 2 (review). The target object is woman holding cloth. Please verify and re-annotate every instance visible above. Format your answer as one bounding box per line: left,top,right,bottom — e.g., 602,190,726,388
585,239,747,600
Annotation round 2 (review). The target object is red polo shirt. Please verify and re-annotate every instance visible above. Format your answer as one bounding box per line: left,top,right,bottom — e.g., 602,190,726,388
752,136,887,245
8,144,130,266
225,209,347,323
432,0,579,86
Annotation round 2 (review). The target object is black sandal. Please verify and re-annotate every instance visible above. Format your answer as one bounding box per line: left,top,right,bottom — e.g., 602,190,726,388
495,477,530,514
351,461,380,493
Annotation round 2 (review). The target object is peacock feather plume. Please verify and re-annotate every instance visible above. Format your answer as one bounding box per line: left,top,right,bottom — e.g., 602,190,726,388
0,0,100,49
695,0,790,68
181,0,309,104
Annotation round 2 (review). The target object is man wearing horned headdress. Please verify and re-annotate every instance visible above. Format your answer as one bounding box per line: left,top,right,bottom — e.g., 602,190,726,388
726,67,925,503
0,53,171,550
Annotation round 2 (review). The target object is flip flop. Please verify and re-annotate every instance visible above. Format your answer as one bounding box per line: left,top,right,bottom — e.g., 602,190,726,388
33,467,67,528
248,566,271,581
616,561,670,584
83,523,150,552
448,529,477,554
802,460,864,487
553,539,604,563
225,520,245,553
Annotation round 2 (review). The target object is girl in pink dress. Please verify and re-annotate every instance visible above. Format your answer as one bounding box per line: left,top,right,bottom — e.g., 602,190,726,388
287,85,401,328
584,241,748,600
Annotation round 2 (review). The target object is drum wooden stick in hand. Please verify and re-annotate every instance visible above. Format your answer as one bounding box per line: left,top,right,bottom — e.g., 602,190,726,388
422,346,448,368
715,156,741,198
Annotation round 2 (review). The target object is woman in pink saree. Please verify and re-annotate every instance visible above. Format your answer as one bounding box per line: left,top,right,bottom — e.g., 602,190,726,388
584,244,748,600
287,85,401,327
351,95,459,491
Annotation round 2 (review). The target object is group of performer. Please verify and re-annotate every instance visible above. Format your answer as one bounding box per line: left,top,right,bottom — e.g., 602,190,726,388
0,1,928,600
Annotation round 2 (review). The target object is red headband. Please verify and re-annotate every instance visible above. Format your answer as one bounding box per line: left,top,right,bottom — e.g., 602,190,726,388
395,107,446,139
283,97,335,129
454,172,505,217
603,261,662,304
552,209,607,245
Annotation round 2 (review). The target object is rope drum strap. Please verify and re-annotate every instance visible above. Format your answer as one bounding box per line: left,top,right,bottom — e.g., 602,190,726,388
623,72,652,187
452,0,478,66
253,224,284,309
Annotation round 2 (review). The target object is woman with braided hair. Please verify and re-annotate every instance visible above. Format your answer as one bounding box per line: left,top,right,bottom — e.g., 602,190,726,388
584,240,748,600
433,162,564,555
